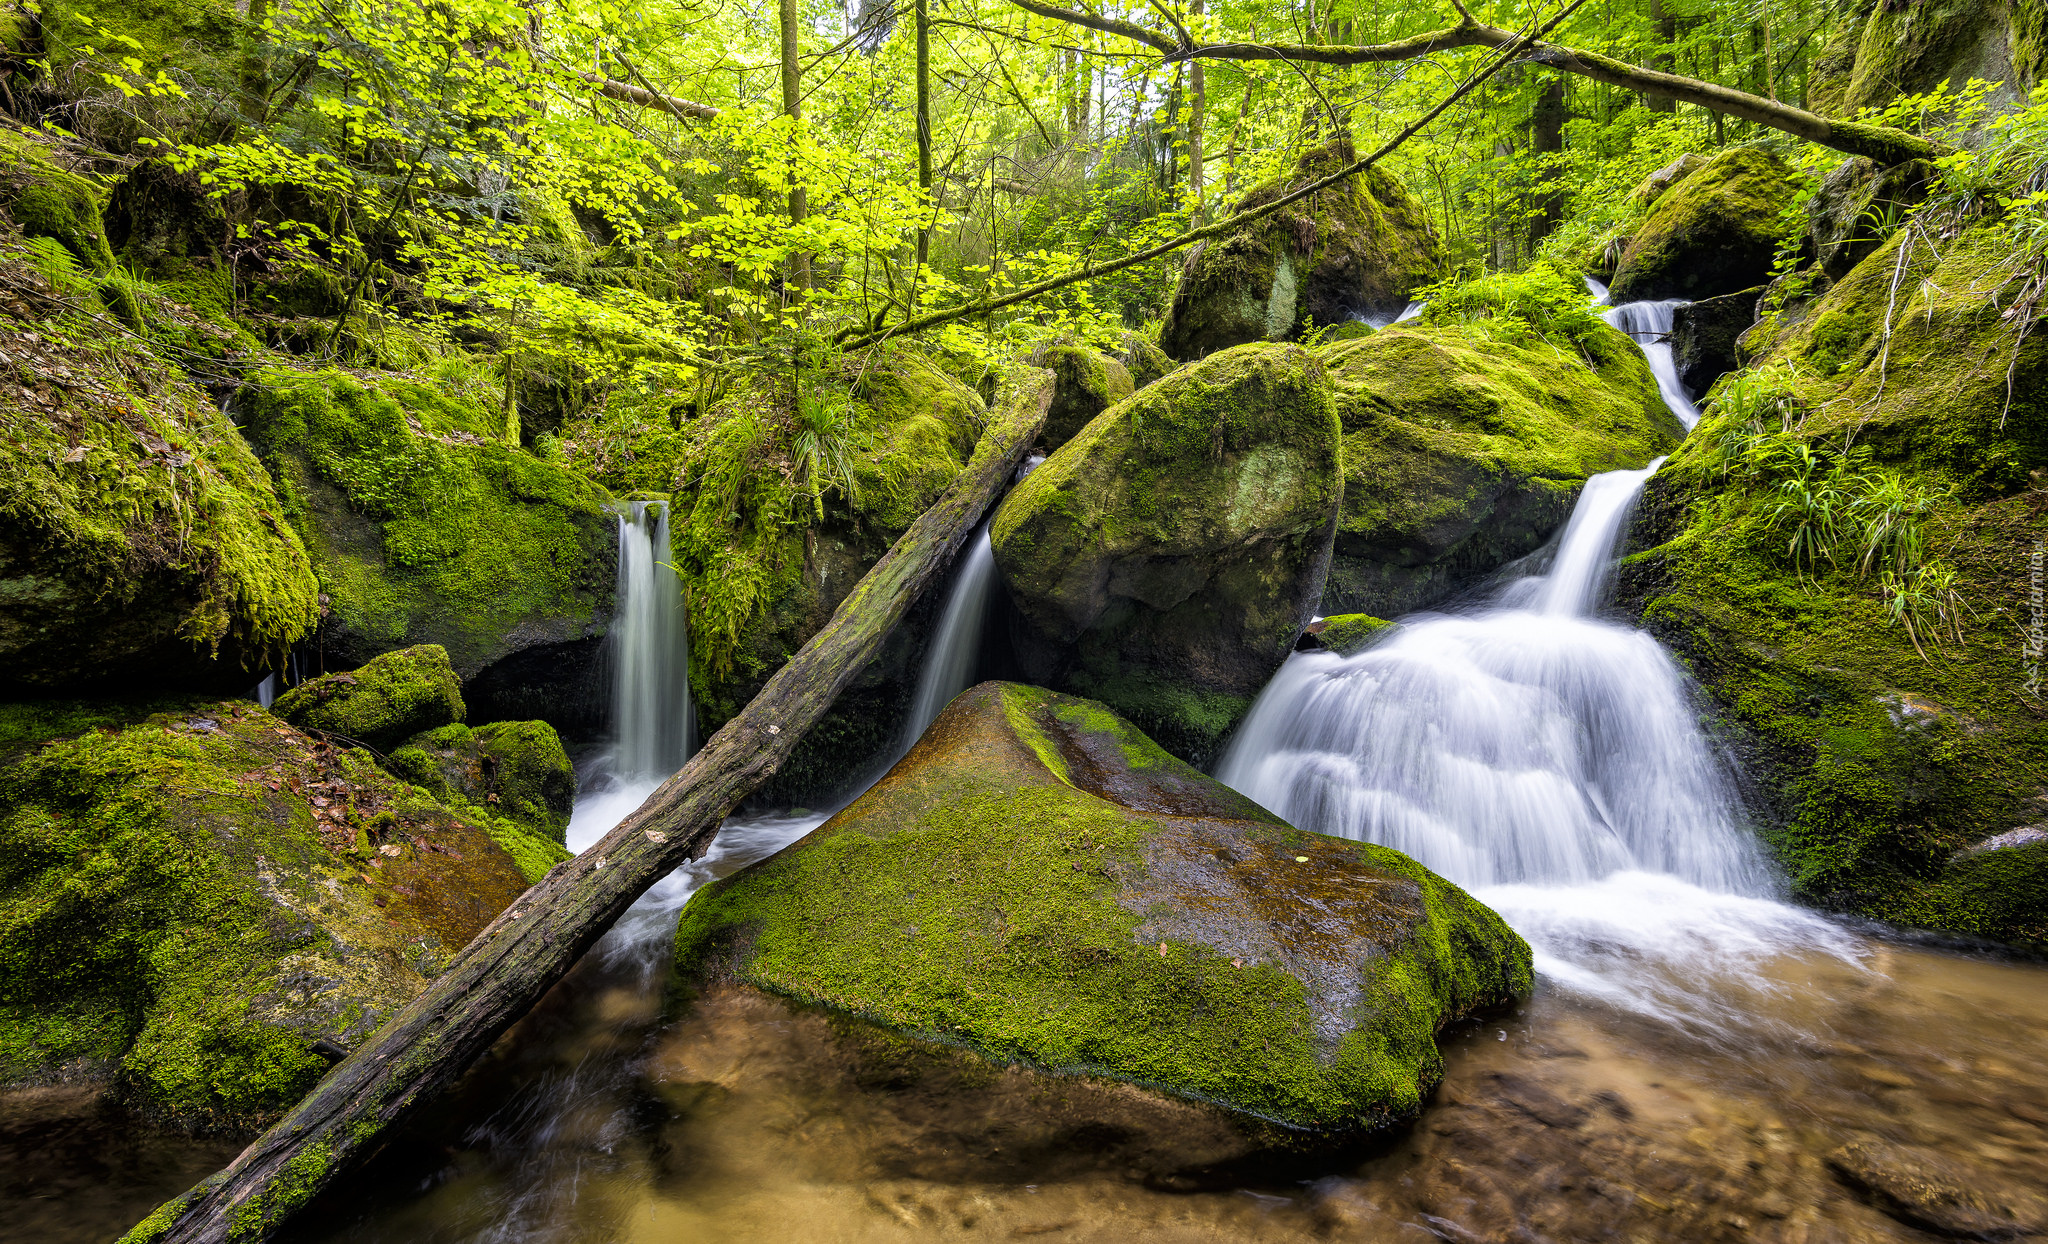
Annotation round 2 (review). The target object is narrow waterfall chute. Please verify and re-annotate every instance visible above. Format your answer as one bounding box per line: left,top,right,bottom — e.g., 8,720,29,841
1603,299,1701,427
900,523,998,750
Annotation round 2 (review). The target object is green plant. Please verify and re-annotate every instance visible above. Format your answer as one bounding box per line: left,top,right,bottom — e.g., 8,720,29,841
790,386,860,520
1880,560,1966,658
1760,443,1859,576
1416,261,1606,353
1849,470,1952,578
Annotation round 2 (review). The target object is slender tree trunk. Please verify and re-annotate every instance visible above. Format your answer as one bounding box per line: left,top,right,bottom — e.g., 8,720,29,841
780,0,810,291
1529,77,1566,246
1643,0,1676,112
122,372,1057,1244
915,0,932,287
1188,0,1206,216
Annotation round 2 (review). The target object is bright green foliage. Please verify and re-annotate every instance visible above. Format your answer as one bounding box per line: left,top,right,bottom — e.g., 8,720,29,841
272,644,465,751
239,366,616,675
0,702,536,1129
674,683,1530,1133
1416,260,1609,351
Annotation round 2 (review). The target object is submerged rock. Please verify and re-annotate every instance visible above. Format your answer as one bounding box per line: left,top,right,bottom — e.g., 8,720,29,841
1829,1138,2048,1238
0,700,553,1132
1160,138,1443,360
1315,315,1680,620
1608,146,1801,304
385,718,575,843
673,683,1532,1135
1301,613,1395,655
1621,221,2048,948
991,344,1340,763
273,643,465,751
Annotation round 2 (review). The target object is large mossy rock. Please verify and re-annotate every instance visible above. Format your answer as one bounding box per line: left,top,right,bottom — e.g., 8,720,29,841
673,683,1532,1135
1811,0,2043,118
1620,222,2048,948
273,644,465,751
0,237,318,694
0,130,115,273
1160,139,1443,361
1031,343,1135,449
239,366,618,697
0,700,558,1131
1315,317,1681,620
991,344,1341,764
1608,146,1801,305
385,719,575,844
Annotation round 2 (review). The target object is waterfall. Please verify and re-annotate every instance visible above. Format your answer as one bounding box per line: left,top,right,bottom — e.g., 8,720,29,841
607,501,694,786
1217,465,1854,1029
900,523,998,749
1354,299,1428,329
1583,275,1610,304
1603,299,1701,428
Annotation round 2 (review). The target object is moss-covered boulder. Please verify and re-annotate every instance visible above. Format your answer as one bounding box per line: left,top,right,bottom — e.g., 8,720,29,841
0,236,318,694
239,366,618,689
1117,332,1176,389
1619,222,2048,948
1314,313,1681,620
673,683,1531,1134
385,719,574,844
0,130,114,273
1031,343,1134,449
1160,138,1444,361
1810,0,2042,117
1629,152,1708,213
991,344,1341,763
0,700,558,1131
1608,146,1801,305
1303,613,1396,655
273,644,465,751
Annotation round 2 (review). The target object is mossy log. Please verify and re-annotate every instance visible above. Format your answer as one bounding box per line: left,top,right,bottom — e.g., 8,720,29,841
122,369,1055,1244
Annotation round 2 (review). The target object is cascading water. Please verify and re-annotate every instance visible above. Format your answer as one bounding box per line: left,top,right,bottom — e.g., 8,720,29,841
899,523,997,750
1603,299,1701,427
1217,463,1856,1031
607,501,694,783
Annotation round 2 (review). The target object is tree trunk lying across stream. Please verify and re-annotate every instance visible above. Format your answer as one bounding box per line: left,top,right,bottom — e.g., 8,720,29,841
122,369,1056,1244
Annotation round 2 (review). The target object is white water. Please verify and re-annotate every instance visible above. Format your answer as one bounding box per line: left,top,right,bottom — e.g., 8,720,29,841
899,524,997,750
1217,463,1860,1031
1583,274,1610,304
609,501,693,781
1354,298,1428,329
1603,299,1701,428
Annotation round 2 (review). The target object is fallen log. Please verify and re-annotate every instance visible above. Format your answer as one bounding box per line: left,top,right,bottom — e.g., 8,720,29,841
123,368,1056,1244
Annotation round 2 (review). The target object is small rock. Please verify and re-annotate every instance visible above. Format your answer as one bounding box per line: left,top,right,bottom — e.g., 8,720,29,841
1828,1137,2048,1239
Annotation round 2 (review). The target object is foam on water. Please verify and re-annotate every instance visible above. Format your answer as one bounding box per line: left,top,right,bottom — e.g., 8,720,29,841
1603,299,1701,427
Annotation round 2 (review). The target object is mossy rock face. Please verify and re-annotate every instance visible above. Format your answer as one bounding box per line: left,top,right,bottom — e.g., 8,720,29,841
1314,319,1680,620
1618,222,2048,948
1806,157,1933,282
1031,344,1134,449
1810,0,2041,117
1670,287,1764,396
385,719,574,844
1608,146,1801,305
1629,153,1707,212
0,700,551,1132
1117,333,1176,389
238,366,618,687
273,644,465,752
0,240,318,693
991,344,1342,764
0,131,114,273
673,683,1532,1134
1160,138,1444,361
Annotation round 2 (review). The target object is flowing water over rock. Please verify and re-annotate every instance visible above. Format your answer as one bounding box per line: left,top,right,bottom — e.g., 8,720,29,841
609,500,694,782
1602,299,1702,428
900,524,998,752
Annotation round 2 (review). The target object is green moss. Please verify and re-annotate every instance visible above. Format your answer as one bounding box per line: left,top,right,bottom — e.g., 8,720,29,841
274,644,465,750
1033,343,1135,448
0,247,318,686
1315,313,1678,617
0,130,114,272
1118,333,1176,389
0,702,535,1129
238,365,615,676
1609,145,1799,304
673,683,1529,1132
386,718,573,844
1316,613,1396,654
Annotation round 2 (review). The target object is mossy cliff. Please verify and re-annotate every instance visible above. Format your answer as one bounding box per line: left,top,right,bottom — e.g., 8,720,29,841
0,231,318,693
0,129,115,273
673,683,1531,1134
1620,222,2048,947
1160,138,1445,361
991,344,1342,765
0,699,549,1133
1609,146,1802,304
1315,308,1681,620
238,366,618,686
570,347,992,803
1810,0,2047,118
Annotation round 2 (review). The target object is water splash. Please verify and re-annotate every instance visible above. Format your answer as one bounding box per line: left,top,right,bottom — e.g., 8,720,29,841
1603,299,1701,427
609,501,693,781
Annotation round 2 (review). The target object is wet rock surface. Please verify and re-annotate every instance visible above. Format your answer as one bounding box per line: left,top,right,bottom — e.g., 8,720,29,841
672,682,1531,1134
1671,286,1763,396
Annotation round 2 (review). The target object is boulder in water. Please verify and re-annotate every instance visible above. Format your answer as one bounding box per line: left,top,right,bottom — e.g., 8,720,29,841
1160,138,1443,361
1621,220,2048,948
990,344,1340,763
1315,300,1681,621
1829,1138,2048,1238
1670,287,1763,396
1030,343,1134,449
274,643,465,751
673,683,1532,1135
1301,613,1395,655
385,718,575,843
0,700,550,1131
1608,146,1802,304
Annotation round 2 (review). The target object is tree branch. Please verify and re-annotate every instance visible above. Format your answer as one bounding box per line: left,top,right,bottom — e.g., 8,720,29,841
579,71,721,120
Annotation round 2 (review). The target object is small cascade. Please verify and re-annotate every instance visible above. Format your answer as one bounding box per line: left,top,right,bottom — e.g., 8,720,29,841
1218,464,1853,1027
900,523,998,749
607,500,694,786
1351,299,1428,329
1603,299,1701,427
1583,274,1610,304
